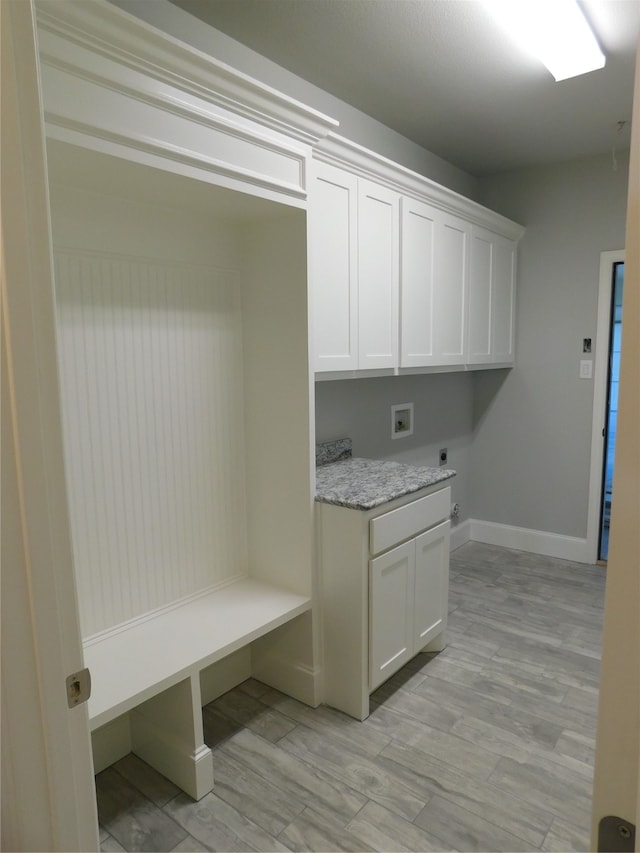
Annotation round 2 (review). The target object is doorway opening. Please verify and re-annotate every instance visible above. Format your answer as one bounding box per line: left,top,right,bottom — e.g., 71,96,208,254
598,261,624,562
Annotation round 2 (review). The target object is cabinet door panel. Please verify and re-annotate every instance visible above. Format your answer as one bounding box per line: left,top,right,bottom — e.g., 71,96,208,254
369,541,413,690
435,214,468,364
400,197,437,367
414,520,450,648
492,237,516,364
467,226,517,367
310,162,358,371
467,229,493,364
358,180,399,369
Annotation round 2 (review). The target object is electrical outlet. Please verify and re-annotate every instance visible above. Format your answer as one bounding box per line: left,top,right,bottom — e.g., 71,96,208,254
439,447,448,466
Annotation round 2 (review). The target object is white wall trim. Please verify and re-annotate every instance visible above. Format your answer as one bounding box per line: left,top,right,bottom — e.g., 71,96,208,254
586,249,625,563
450,518,472,552
468,519,591,563
35,0,338,147
314,133,525,241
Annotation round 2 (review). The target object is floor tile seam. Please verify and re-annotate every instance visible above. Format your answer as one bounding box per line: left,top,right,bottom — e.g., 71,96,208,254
507,695,599,731
166,789,282,853
278,802,373,853
277,714,396,764
198,748,311,826
217,738,375,827
277,735,432,822
542,812,593,850
456,616,566,650
486,760,594,817
449,717,595,782
414,790,552,853
416,671,515,710
99,767,190,843
385,739,556,833
377,735,501,789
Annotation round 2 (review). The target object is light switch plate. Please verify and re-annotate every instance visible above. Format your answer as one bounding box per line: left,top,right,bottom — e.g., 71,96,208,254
580,359,593,379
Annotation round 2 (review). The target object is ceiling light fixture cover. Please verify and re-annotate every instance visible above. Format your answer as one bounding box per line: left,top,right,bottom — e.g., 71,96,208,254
483,0,606,81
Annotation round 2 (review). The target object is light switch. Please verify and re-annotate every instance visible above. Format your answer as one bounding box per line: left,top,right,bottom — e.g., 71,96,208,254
580,359,593,379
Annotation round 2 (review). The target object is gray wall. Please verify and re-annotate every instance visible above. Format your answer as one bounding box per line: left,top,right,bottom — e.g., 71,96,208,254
109,0,479,199
472,152,629,538
315,373,473,524
107,0,631,544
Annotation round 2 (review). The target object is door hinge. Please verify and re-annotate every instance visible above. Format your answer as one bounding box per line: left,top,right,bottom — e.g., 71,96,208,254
598,815,635,852
66,668,91,709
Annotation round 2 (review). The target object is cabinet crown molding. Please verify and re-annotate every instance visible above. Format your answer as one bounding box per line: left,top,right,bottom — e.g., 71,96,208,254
35,0,338,148
315,133,525,241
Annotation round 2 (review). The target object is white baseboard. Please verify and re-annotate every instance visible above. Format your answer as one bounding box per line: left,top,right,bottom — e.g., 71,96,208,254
130,709,214,801
467,519,591,563
450,518,472,551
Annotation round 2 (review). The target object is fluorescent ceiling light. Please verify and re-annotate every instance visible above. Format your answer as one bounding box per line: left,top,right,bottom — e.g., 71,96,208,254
483,0,606,81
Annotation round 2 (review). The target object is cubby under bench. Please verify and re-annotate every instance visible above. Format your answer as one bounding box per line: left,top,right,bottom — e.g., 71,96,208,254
84,579,310,800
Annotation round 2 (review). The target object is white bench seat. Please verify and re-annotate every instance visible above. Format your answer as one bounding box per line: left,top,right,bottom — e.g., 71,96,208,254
83,578,311,799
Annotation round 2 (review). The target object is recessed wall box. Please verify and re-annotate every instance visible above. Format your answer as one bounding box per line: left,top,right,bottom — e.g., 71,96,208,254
391,403,414,439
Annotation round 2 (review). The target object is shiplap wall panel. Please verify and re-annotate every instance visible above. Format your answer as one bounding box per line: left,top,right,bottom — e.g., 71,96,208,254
55,250,248,639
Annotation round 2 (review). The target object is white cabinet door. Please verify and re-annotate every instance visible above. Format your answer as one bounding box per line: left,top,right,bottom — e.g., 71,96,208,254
309,161,359,372
414,520,450,649
400,197,437,367
434,212,469,366
358,179,399,369
491,234,517,365
468,226,517,366
369,541,414,690
467,227,493,364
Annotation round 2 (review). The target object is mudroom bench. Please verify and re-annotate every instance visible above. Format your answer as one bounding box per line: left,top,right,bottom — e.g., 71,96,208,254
84,580,310,800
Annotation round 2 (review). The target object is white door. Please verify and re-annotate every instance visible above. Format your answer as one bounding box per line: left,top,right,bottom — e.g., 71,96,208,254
434,212,469,365
414,520,450,648
400,196,438,367
467,226,493,364
369,541,414,690
491,235,516,364
309,161,359,372
1,2,98,849
358,178,399,369
590,37,640,848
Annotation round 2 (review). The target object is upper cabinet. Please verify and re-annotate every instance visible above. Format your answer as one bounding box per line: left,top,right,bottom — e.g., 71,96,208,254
309,163,399,372
310,136,524,378
467,226,517,367
357,179,399,369
401,198,470,369
309,162,359,371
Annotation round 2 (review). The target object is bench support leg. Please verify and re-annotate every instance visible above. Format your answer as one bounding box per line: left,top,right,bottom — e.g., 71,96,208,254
130,675,213,800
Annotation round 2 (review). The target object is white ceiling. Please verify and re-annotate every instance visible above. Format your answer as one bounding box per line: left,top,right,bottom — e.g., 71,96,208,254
167,0,640,177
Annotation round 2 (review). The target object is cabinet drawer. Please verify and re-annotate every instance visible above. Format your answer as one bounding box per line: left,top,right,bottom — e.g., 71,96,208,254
370,486,450,556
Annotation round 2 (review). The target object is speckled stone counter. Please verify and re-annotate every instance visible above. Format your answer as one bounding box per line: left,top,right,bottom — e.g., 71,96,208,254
315,456,456,510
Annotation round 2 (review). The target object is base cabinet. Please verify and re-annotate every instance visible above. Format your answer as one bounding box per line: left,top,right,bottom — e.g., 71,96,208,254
369,519,449,691
318,484,451,720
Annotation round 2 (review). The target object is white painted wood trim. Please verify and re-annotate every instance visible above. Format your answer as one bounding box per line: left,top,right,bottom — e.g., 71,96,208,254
34,0,338,146
591,36,640,837
449,518,472,552
586,249,625,562
314,134,525,241
84,579,311,730
1,2,98,848
468,519,591,564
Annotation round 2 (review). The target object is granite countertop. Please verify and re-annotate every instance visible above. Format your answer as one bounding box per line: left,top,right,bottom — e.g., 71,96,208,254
315,439,455,510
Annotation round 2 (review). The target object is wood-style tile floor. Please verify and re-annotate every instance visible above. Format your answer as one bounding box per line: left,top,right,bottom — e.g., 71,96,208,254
97,542,605,852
